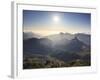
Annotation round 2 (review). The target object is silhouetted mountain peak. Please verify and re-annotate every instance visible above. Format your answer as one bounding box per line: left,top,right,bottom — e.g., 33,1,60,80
23,32,42,40
72,36,80,42
60,32,64,35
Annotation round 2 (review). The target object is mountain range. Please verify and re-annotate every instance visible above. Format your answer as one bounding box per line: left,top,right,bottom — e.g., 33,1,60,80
23,32,90,46
23,32,91,69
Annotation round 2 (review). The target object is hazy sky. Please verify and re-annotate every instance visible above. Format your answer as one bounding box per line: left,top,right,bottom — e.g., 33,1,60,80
23,10,91,36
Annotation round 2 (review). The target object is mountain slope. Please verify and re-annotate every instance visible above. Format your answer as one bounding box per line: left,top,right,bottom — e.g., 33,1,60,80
75,33,90,45
23,32,42,40
65,37,89,52
23,37,53,55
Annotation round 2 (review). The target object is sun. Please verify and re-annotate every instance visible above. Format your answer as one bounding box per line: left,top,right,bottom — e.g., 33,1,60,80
53,15,59,22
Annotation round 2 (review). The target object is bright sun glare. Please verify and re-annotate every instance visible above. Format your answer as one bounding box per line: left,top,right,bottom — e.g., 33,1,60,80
53,15,59,22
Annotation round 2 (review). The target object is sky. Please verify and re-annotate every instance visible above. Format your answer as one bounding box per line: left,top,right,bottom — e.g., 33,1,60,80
23,10,91,36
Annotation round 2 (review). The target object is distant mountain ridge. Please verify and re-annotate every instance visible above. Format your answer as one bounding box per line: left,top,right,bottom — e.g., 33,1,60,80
23,32,90,46
23,32,42,40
